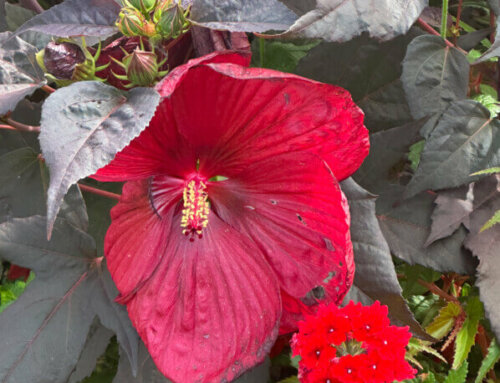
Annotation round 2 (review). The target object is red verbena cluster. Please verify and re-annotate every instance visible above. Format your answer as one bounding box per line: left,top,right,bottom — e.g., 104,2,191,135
291,301,416,383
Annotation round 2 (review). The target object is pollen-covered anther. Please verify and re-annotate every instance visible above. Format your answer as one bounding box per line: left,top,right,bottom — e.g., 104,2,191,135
181,179,210,239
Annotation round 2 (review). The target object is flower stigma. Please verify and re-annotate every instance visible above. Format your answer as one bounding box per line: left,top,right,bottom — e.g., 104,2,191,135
181,178,210,241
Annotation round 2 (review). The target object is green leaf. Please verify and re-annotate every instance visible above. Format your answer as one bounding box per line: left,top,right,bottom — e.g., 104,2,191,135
277,377,300,383
453,296,483,370
444,361,468,383
39,81,160,237
401,35,469,119
474,338,500,383
405,100,500,198
251,38,319,73
0,216,139,382
480,209,500,232
471,167,500,176
472,94,500,118
409,140,425,172
426,302,462,340
0,276,32,313
424,372,437,383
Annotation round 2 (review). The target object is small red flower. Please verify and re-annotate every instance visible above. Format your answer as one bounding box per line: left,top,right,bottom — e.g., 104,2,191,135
93,52,369,383
292,301,416,383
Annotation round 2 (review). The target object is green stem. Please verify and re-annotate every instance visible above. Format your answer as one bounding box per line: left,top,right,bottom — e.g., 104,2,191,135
441,0,449,39
259,37,265,68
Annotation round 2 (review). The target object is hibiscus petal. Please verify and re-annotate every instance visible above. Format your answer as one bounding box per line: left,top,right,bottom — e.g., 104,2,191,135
165,63,368,181
119,212,281,383
106,178,281,382
104,179,183,300
209,152,354,306
92,51,251,182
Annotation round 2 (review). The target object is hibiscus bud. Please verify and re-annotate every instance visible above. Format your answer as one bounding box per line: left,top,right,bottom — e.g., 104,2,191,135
111,45,167,87
117,6,156,37
37,39,109,86
153,1,190,39
125,0,157,13
41,41,85,80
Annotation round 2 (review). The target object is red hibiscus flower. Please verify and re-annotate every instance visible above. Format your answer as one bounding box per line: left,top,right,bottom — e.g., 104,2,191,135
291,301,416,383
93,51,369,383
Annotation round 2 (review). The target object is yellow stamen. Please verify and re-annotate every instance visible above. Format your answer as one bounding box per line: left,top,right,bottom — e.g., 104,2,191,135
181,179,210,238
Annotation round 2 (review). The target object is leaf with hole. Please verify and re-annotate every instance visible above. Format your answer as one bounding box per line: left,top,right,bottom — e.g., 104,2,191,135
39,81,160,237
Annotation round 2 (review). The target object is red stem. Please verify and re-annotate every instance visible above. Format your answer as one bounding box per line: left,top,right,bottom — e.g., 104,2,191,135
417,279,461,305
454,0,463,44
0,124,17,131
78,183,121,200
417,17,467,54
2,118,40,133
41,85,55,94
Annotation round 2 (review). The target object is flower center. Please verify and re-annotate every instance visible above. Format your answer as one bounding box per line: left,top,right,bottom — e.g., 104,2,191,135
181,178,210,240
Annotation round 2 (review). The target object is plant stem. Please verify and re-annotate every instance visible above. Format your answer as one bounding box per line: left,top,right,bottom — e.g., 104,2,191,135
19,0,44,14
454,0,463,44
441,0,449,38
259,37,265,68
78,183,121,200
418,279,461,305
417,18,468,54
2,118,40,133
0,124,17,131
41,84,55,94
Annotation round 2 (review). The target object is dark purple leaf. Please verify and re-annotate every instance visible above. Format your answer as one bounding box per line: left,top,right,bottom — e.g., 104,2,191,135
190,0,297,33
464,175,500,341
39,81,160,237
341,178,430,340
14,0,120,39
280,0,427,42
0,216,138,383
0,32,45,115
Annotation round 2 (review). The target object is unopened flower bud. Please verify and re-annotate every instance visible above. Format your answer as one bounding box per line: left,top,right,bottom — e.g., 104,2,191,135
36,38,109,86
41,41,85,80
111,46,168,87
126,0,157,12
154,1,190,39
117,7,156,37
